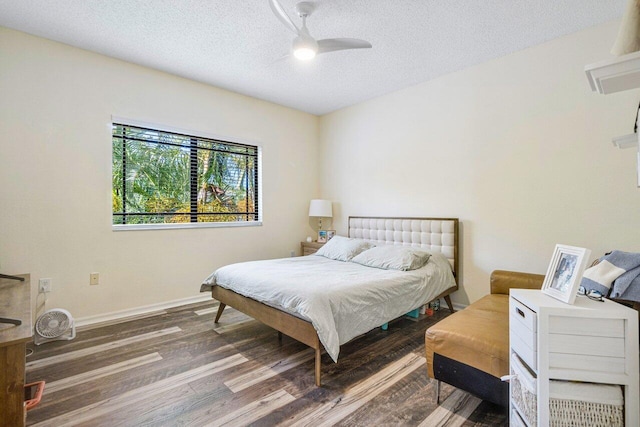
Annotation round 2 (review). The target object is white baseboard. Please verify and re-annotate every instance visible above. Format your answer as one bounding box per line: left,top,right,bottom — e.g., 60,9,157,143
452,302,467,311
75,294,212,330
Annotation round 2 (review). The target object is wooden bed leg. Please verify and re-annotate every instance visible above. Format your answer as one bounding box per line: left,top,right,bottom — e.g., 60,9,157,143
315,347,322,387
278,331,283,343
444,295,455,313
214,303,226,323
436,380,441,404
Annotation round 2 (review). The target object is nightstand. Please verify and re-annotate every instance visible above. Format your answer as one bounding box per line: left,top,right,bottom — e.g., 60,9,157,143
509,289,639,426
301,241,324,256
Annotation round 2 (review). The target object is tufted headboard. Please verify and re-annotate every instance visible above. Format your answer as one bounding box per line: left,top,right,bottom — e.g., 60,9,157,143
348,216,459,281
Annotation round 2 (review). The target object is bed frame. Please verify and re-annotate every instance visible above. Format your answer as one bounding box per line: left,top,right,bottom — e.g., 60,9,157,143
210,216,459,386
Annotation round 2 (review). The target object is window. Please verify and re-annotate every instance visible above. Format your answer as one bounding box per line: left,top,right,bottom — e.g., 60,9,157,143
112,122,260,229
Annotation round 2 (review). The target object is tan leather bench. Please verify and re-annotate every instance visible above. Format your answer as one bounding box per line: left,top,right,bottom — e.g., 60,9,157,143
425,270,544,406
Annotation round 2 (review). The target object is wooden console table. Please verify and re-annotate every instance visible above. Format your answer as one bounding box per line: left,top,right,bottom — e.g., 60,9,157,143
0,274,32,426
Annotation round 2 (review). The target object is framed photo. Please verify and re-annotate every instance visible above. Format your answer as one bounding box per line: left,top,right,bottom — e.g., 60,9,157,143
541,244,591,304
326,230,336,241
317,230,328,243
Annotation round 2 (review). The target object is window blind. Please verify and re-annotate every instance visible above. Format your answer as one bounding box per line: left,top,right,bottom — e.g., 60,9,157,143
112,123,259,226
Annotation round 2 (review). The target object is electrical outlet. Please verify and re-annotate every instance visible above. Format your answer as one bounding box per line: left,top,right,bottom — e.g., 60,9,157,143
290,250,295,257
39,278,52,293
90,272,99,286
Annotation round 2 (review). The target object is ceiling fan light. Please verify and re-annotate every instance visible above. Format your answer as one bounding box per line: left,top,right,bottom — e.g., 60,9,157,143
294,47,316,60
292,36,318,60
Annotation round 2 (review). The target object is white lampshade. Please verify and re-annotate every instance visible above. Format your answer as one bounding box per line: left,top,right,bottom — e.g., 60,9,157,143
308,199,332,218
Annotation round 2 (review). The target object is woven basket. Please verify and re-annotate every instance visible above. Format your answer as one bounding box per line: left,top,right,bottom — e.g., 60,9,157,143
510,353,624,427
511,353,538,425
548,398,623,427
511,374,537,425
511,376,624,426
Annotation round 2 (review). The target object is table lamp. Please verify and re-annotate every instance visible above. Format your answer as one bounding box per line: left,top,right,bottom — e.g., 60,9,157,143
308,199,332,230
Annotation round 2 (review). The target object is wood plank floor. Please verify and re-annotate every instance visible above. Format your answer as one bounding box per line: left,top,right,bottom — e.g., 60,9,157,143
25,300,508,426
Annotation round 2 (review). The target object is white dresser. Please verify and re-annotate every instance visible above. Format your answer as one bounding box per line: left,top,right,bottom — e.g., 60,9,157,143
509,289,639,426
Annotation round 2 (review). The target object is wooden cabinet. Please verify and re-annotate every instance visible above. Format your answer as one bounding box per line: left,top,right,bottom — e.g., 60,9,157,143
509,289,639,426
0,274,32,427
301,241,324,256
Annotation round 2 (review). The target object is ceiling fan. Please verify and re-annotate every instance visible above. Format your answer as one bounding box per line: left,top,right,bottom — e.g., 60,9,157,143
269,0,372,61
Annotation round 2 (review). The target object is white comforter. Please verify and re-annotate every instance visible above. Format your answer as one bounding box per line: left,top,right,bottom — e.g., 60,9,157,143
201,253,455,362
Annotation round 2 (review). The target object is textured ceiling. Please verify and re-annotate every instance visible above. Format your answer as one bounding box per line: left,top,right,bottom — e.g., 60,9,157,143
0,0,625,115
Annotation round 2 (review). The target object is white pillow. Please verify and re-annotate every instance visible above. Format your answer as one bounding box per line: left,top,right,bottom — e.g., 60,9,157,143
314,236,374,262
351,245,431,271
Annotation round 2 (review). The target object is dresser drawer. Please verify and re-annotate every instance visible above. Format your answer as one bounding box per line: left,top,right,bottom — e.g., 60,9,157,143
510,296,538,371
511,329,537,371
510,298,537,333
510,313,536,350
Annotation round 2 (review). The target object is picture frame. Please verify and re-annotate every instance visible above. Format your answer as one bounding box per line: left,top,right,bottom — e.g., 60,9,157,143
317,230,328,243
541,244,591,305
326,230,336,241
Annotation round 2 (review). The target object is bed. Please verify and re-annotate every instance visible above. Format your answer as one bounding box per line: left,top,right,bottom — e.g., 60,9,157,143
200,216,459,386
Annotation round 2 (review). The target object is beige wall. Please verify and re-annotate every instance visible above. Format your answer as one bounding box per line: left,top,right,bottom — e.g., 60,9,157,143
0,27,319,319
319,20,640,305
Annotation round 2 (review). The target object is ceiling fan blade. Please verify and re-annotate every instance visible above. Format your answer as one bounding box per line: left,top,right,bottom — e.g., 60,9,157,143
317,38,372,54
269,0,299,35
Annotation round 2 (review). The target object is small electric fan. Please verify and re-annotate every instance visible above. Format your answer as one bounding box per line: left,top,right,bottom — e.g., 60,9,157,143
34,308,76,345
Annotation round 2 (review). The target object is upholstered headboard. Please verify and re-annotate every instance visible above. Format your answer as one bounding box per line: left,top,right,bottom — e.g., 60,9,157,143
348,216,459,280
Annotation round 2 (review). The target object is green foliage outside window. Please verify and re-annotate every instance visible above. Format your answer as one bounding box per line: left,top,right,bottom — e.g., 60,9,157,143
112,124,259,226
